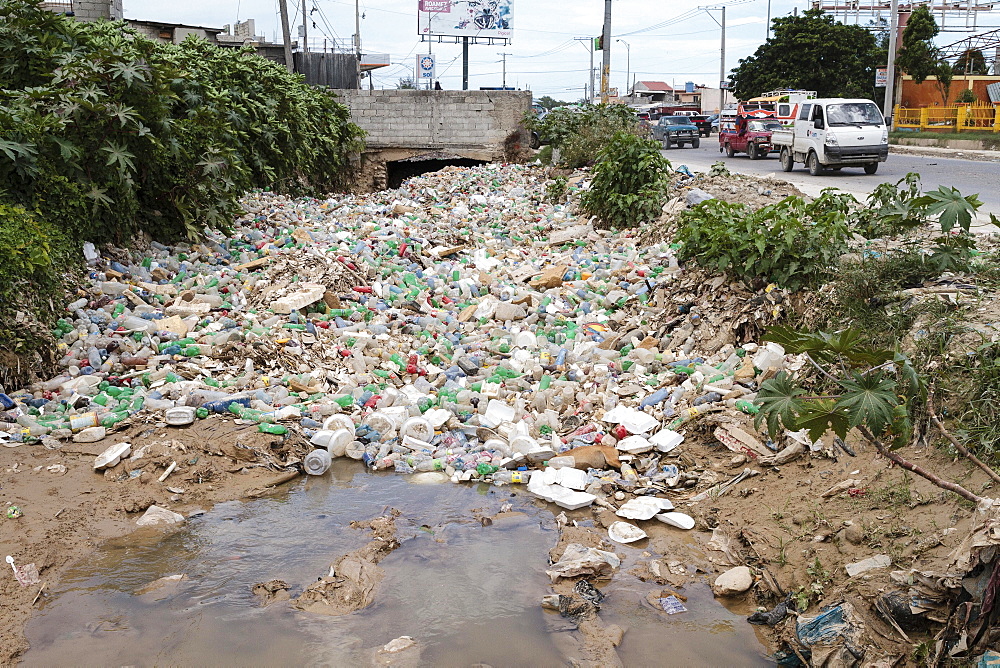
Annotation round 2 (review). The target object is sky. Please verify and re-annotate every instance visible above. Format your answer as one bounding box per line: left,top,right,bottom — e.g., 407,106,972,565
122,0,998,101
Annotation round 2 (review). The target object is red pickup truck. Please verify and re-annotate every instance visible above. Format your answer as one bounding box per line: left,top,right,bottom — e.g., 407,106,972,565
718,116,784,160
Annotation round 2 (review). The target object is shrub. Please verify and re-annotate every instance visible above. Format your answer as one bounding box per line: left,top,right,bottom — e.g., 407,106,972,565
527,104,645,168
580,132,671,230
675,191,853,290
0,0,365,243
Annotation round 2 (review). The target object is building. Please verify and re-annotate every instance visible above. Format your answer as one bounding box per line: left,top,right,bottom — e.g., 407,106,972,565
898,73,1000,108
629,81,676,105
40,0,121,21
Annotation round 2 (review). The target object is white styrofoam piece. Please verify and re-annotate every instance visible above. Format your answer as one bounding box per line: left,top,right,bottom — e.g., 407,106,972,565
655,512,695,530
95,442,132,470
608,521,648,543
616,497,663,520
271,282,326,314
617,435,653,454
650,429,684,453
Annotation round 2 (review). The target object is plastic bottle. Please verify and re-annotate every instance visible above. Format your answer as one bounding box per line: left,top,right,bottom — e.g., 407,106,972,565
304,448,332,475
492,470,531,484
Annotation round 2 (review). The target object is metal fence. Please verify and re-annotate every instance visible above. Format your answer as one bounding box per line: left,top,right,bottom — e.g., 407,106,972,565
894,102,1000,132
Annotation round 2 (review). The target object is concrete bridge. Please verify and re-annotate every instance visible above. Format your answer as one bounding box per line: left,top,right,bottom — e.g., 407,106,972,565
334,89,533,191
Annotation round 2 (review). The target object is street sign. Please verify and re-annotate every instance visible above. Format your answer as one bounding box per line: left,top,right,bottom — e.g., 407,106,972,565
875,68,888,87
416,54,436,81
609,87,618,97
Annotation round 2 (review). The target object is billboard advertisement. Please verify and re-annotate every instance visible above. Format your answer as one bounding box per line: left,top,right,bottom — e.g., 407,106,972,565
418,0,512,40
416,54,436,81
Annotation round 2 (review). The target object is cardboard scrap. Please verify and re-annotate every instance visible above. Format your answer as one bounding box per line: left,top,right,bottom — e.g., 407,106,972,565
531,265,568,290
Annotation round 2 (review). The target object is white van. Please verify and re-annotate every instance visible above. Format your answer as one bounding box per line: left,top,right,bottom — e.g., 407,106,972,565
770,98,888,175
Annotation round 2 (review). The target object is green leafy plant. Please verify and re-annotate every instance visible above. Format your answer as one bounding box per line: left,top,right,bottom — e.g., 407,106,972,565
709,161,730,177
579,131,671,230
674,190,853,290
927,233,977,273
853,172,925,237
544,176,568,204
525,104,645,168
754,326,984,504
912,186,982,234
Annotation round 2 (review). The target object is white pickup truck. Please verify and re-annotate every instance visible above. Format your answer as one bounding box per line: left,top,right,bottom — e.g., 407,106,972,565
771,98,889,175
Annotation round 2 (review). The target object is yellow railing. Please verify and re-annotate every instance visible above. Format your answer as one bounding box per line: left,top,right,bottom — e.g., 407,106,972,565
894,103,1000,133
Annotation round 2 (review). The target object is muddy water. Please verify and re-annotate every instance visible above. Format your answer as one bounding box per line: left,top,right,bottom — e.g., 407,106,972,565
23,460,770,666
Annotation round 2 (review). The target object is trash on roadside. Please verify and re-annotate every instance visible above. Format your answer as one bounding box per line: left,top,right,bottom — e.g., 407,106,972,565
6,555,40,587
608,520,648,544
546,543,621,582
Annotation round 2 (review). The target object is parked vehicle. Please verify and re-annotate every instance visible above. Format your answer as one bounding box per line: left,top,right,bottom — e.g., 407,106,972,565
651,116,700,149
719,116,783,160
739,89,815,127
689,114,714,137
771,98,888,175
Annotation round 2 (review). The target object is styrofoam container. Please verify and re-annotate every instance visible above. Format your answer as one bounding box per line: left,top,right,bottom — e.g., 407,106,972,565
483,399,515,427
165,406,196,426
400,416,433,441
655,512,696,530
608,521,648,543
650,429,684,453
617,435,653,454
616,497,663,520
752,342,785,371
94,442,132,470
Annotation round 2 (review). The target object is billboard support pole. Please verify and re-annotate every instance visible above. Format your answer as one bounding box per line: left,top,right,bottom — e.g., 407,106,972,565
355,0,362,88
883,0,900,127
278,0,293,73
302,0,308,52
600,0,611,103
463,37,469,90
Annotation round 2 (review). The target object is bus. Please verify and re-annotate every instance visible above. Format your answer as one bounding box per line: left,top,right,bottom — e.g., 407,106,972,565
738,89,816,127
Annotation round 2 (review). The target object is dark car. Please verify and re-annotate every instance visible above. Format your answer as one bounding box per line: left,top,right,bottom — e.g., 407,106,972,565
651,116,700,149
689,114,714,137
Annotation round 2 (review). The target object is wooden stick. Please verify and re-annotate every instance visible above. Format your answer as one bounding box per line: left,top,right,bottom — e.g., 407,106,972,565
31,582,46,606
928,391,1000,486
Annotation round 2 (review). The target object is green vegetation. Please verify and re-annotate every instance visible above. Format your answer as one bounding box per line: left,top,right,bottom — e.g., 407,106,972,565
674,191,854,291
579,132,670,230
525,103,644,168
728,8,882,101
0,0,364,370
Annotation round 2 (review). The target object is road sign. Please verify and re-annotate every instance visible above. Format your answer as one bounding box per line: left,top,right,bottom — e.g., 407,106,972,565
416,54,436,81
875,68,888,87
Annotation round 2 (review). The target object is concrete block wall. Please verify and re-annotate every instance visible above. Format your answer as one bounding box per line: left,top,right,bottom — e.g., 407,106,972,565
334,89,532,156
71,0,122,21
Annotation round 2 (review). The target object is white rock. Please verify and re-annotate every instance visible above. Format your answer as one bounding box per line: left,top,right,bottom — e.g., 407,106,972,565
73,426,107,443
712,566,753,596
136,505,185,526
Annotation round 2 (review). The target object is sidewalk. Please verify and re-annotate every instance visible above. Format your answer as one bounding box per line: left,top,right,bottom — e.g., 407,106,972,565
890,143,1000,163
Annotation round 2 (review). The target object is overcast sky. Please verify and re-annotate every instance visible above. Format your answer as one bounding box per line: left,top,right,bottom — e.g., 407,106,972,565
122,0,996,100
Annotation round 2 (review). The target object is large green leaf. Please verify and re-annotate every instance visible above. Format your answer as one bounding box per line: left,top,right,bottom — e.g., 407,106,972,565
834,372,899,436
913,186,982,234
754,372,807,437
796,399,852,442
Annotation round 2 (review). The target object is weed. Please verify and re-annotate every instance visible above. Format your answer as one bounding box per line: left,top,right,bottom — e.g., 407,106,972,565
544,176,568,204
794,557,833,610
580,132,671,230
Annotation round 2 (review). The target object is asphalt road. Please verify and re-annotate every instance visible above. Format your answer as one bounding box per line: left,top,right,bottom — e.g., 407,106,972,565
662,141,1000,227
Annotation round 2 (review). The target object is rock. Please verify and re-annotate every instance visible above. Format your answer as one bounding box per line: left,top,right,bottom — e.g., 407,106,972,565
493,301,527,321
712,565,753,596
73,426,107,443
844,523,865,545
136,504,185,526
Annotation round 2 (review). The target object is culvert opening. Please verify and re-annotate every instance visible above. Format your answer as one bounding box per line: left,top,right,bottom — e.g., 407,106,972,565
386,158,486,189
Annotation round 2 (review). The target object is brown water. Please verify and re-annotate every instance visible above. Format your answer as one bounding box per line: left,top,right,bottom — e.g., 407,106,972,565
22,460,772,666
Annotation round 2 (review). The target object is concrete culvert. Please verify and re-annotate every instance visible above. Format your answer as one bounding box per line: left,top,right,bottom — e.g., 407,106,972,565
386,157,486,188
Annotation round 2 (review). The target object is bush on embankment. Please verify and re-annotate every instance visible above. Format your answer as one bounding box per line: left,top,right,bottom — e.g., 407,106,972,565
0,0,365,382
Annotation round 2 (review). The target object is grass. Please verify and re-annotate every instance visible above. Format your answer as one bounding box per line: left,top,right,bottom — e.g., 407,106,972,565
890,130,1000,150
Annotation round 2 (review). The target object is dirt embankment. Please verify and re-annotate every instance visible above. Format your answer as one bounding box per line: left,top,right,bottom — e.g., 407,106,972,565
0,419,309,664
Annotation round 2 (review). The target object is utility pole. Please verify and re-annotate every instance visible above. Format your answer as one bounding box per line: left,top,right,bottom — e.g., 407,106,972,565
704,6,727,112
354,0,362,89
766,0,771,39
278,0,293,73
573,37,596,104
302,0,308,52
462,37,469,90
617,39,630,99
498,52,512,89
600,0,612,103
883,0,900,127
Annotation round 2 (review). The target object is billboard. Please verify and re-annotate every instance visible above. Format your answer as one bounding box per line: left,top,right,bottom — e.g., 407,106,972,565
875,67,888,87
418,0,512,40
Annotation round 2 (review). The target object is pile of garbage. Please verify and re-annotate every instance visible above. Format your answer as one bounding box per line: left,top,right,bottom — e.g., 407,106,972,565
0,163,802,517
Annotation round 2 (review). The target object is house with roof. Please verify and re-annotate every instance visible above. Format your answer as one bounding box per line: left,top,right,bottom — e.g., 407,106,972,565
629,81,676,105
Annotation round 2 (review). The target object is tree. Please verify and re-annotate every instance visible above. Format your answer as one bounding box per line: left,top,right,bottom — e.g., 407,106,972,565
956,88,979,104
896,5,940,84
396,76,417,89
954,49,989,75
728,9,881,101
536,95,567,111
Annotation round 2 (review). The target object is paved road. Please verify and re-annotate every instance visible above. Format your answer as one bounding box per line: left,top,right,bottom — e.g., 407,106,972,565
663,142,1000,228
